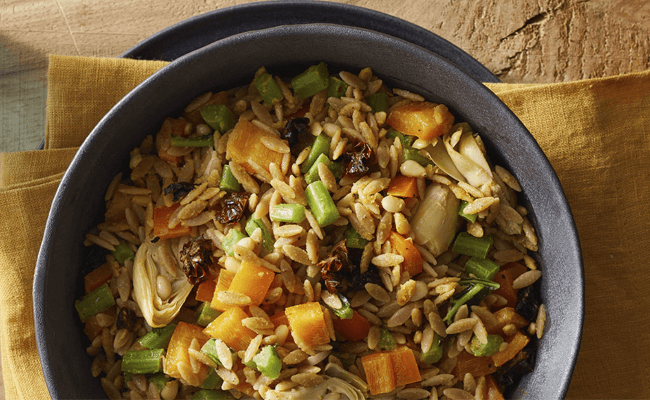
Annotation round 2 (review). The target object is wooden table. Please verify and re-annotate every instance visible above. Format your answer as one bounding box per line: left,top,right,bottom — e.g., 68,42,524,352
0,0,648,398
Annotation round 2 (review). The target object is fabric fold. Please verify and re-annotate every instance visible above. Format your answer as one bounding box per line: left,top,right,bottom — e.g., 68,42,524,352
45,55,169,149
0,175,64,400
0,148,77,188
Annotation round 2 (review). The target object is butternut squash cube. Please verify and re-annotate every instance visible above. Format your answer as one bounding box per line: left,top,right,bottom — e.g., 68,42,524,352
163,322,211,385
226,120,284,173
361,352,397,395
210,269,236,312
228,261,275,307
285,302,330,350
389,346,422,386
386,101,454,140
203,306,257,351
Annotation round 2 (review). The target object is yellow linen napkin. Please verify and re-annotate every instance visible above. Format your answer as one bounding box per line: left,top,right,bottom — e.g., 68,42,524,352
0,54,649,399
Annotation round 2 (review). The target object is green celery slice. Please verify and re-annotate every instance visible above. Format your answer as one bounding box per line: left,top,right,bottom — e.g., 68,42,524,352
74,283,115,323
291,62,330,99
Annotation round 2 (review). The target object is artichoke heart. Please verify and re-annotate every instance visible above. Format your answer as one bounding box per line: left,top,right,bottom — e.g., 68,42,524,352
262,376,365,400
411,183,461,256
132,239,194,328
444,135,492,188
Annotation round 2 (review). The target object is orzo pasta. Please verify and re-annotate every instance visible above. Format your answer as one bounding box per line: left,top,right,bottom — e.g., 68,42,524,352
76,62,544,400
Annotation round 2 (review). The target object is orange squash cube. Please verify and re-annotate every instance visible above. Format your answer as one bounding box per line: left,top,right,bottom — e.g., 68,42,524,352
285,302,331,349
388,231,423,277
153,204,192,240
491,331,530,367
485,374,506,400
164,322,211,385
210,269,236,311
454,350,497,379
361,352,397,395
387,174,418,198
389,346,422,386
269,311,290,328
332,310,371,342
487,307,529,335
492,262,528,308
228,261,275,306
386,101,454,140
203,306,257,351
84,262,113,294
195,276,217,303
226,120,284,173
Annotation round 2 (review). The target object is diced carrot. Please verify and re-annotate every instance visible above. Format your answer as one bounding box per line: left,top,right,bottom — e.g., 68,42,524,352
332,310,371,342
454,350,497,379
485,374,505,400
285,302,331,349
210,270,236,311
183,91,229,125
195,276,217,303
203,306,257,351
388,231,423,277
226,120,284,174
386,101,454,140
153,204,192,240
269,311,293,343
388,346,421,386
487,307,529,335
491,330,530,367
361,352,396,395
164,322,211,385
492,262,527,308
84,262,113,294
387,174,418,198
228,261,276,306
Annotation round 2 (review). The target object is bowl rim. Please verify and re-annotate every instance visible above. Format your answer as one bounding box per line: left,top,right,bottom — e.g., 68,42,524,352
120,0,499,83
36,2,498,148
34,22,584,400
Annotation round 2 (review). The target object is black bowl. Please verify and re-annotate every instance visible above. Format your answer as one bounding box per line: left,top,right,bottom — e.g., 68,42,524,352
34,24,583,399
120,0,499,84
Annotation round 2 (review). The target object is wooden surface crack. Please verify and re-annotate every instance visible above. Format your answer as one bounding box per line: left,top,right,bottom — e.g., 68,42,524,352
53,0,80,56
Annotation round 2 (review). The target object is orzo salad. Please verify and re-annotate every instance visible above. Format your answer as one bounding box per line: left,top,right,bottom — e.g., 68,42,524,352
77,62,545,400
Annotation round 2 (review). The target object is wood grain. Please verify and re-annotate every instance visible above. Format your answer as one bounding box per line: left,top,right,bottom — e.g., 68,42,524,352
0,0,649,398
1,0,649,154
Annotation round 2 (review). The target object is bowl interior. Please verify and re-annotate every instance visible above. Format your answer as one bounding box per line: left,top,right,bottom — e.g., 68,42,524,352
35,23,583,400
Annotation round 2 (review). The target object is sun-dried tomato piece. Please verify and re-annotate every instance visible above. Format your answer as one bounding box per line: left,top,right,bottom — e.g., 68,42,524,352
342,142,374,178
163,182,197,202
179,235,215,285
214,192,251,225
